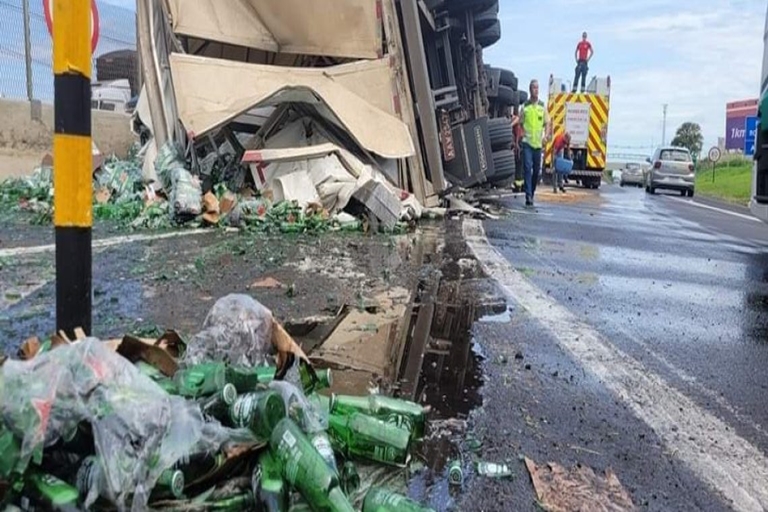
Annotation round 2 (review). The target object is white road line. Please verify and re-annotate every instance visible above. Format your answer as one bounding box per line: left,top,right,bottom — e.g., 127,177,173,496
463,219,768,512
663,196,761,223
0,228,213,258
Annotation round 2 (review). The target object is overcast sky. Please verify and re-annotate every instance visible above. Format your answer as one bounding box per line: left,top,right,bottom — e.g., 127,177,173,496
102,0,765,154
486,0,764,154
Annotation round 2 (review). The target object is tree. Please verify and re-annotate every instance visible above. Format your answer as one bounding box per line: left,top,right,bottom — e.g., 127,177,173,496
670,122,704,158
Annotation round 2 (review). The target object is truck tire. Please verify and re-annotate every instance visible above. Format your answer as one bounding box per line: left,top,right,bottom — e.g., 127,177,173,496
488,118,514,150
496,68,517,90
517,90,529,105
446,0,497,13
495,85,517,107
490,149,516,181
474,2,499,31
476,20,501,47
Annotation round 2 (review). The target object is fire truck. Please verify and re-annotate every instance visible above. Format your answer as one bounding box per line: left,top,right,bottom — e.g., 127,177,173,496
543,74,611,189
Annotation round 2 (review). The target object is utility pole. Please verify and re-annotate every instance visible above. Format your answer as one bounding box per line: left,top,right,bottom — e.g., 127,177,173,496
662,104,668,145
22,0,33,100
54,0,93,336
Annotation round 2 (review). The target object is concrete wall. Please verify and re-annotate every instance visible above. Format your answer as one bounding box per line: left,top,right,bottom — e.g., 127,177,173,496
0,99,136,158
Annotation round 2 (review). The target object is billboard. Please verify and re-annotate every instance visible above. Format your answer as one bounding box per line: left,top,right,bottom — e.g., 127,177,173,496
725,99,758,150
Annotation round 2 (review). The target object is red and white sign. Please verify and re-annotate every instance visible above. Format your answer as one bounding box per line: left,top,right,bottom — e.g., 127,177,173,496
43,0,100,54
565,102,591,147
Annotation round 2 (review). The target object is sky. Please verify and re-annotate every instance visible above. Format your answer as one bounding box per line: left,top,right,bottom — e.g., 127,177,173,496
484,0,766,154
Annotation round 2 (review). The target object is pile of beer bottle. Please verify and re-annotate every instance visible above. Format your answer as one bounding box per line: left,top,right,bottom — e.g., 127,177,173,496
1,358,435,511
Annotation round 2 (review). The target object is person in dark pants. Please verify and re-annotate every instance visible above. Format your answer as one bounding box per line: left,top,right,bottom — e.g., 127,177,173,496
519,79,550,207
572,31,593,93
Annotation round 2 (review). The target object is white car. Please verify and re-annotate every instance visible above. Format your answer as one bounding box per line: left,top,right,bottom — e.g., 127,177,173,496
619,163,644,187
644,146,695,197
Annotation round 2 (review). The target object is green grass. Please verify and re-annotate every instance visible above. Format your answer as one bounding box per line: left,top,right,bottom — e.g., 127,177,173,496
695,163,752,206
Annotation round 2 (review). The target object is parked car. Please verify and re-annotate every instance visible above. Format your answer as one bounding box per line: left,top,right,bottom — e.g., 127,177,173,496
619,163,644,187
644,146,695,197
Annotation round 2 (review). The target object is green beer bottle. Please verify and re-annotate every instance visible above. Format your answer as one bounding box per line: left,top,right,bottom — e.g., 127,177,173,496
229,390,287,440
269,418,341,507
225,365,276,393
200,383,238,421
253,451,289,512
301,368,332,395
173,362,227,398
77,456,185,501
329,394,426,440
134,360,178,394
328,413,411,467
207,492,257,510
24,471,79,509
362,487,435,512
310,431,339,475
0,428,21,479
340,462,360,496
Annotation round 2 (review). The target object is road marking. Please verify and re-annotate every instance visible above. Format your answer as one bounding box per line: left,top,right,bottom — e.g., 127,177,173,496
464,219,768,512
663,196,761,223
0,228,213,259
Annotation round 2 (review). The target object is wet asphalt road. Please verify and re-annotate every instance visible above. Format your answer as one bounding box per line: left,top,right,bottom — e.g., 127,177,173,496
453,184,768,511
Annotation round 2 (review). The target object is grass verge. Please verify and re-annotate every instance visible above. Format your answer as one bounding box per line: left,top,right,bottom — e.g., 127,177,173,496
695,164,751,206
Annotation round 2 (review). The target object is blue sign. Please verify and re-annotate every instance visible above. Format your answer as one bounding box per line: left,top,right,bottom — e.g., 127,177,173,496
744,116,758,156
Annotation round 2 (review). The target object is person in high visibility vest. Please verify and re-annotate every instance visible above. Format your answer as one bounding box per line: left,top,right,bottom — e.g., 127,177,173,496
519,79,551,207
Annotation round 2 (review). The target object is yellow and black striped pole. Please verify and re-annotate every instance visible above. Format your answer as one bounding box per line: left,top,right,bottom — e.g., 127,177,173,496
53,0,92,336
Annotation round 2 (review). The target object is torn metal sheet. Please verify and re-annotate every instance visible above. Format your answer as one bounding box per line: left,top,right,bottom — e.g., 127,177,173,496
168,53,415,159
165,0,382,60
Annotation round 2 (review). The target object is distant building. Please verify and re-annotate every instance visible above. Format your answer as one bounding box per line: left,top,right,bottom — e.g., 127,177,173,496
725,99,758,151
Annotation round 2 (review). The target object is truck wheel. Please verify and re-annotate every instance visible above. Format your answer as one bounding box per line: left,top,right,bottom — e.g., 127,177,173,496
474,1,499,31
475,20,501,47
490,149,516,181
488,118,514,150
488,67,517,90
496,85,517,107
446,0,498,13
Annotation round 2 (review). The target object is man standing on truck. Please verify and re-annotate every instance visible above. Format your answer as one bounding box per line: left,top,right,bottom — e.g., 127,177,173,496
572,31,593,93
520,79,550,207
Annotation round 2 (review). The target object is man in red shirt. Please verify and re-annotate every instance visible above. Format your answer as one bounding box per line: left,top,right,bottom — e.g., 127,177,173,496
552,131,572,193
572,32,593,93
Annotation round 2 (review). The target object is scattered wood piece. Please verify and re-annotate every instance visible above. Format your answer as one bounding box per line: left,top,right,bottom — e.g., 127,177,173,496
249,277,284,289
19,337,41,360
73,327,87,340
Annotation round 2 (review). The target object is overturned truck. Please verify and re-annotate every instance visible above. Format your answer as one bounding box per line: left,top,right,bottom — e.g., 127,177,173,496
133,0,520,218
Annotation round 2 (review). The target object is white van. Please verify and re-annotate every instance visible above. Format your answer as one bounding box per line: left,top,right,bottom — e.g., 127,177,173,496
91,79,132,113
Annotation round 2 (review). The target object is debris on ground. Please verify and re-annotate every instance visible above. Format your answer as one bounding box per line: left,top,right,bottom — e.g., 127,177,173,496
0,294,438,511
524,456,636,512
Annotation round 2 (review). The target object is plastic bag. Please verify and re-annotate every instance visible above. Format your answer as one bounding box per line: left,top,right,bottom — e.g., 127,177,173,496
268,380,327,434
155,142,202,219
0,339,234,512
182,294,274,368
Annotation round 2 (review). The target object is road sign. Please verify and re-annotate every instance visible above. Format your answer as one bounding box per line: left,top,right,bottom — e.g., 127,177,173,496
744,116,758,157
44,0,100,54
708,146,721,163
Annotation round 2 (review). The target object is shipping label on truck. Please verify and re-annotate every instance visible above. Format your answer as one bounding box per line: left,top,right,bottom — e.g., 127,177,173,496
544,75,611,186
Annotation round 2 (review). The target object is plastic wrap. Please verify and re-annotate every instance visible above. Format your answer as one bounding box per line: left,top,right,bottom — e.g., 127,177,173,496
268,380,328,435
182,294,274,368
155,142,203,219
0,339,236,512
